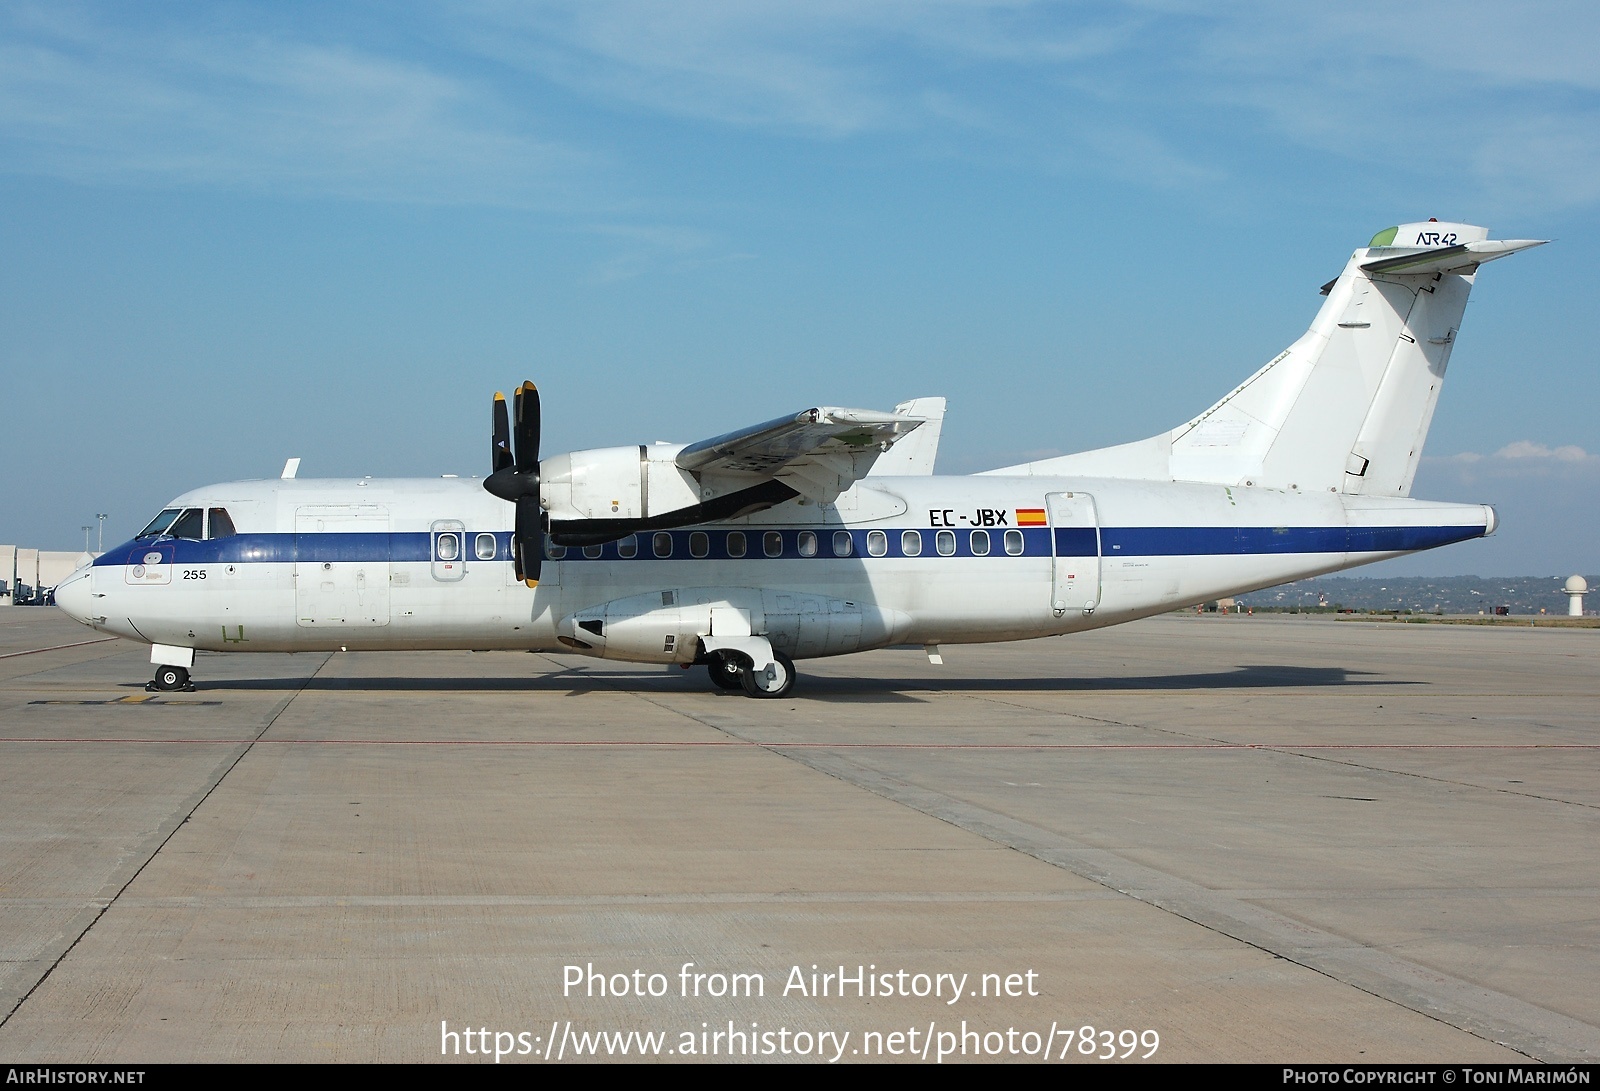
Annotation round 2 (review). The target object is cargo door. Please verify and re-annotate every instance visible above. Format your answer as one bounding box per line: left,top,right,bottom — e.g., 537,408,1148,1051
1046,491,1100,617
295,505,391,627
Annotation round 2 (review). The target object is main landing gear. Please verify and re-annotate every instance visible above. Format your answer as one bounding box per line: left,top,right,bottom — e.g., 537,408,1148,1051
705,649,796,699
147,665,195,693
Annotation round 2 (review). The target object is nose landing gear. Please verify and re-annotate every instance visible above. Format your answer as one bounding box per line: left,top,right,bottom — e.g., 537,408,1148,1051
701,644,796,699
147,665,195,692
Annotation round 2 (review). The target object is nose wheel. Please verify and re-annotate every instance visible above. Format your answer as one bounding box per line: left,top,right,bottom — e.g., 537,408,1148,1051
147,665,194,693
739,651,795,699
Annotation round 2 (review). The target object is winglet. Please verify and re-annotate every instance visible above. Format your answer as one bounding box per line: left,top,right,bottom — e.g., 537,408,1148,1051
869,397,946,476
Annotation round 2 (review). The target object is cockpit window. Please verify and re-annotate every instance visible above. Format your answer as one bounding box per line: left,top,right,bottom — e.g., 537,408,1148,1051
206,508,237,539
168,509,205,540
137,509,183,539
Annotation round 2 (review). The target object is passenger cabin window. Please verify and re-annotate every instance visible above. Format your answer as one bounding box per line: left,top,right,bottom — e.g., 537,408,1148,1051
546,542,567,560
833,531,853,557
726,531,747,558
474,533,497,560
617,535,638,559
583,544,603,559
436,533,461,561
763,531,783,558
901,530,923,557
138,509,182,539
168,508,205,541
206,509,237,539
653,532,673,558
936,529,956,556
866,530,887,557
797,531,817,558
689,532,709,558
970,529,990,556
1004,529,1024,556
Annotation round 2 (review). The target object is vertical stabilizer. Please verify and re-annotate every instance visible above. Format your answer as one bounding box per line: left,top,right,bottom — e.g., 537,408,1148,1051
987,223,1544,495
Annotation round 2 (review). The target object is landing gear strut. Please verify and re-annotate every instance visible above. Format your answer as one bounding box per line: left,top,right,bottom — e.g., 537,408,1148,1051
148,665,194,692
706,652,745,691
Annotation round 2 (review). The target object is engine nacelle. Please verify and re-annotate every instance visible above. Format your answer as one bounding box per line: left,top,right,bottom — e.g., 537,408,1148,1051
557,588,910,664
540,444,727,525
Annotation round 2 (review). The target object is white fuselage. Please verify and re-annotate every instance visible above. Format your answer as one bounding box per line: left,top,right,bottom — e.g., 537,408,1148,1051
57,474,1494,666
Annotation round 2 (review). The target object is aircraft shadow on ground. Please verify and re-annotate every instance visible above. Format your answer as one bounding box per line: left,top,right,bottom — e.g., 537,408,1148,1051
120,663,1409,697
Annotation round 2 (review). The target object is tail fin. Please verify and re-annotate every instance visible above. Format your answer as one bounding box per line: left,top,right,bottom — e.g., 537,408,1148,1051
987,223,1544,496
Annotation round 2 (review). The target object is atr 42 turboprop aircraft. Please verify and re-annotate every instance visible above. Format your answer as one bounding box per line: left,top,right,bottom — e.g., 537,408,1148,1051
56,222,1543,698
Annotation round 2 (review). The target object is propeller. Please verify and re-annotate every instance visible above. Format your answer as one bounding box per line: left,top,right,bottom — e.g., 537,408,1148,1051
484,381,543,587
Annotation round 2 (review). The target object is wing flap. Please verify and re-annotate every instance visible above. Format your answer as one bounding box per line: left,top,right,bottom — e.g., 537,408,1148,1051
676,406,925,502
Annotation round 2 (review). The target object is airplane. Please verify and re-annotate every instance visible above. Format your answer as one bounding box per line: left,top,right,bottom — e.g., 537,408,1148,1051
55,221,1544,698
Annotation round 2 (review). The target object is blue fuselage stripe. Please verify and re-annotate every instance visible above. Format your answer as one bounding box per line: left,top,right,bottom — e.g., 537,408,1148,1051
95,523,1486,567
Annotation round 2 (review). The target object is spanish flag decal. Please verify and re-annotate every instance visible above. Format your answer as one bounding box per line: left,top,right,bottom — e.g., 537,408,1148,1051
1016,508,1046,526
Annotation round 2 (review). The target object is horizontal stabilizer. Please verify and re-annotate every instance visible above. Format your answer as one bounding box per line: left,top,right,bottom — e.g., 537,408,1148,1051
1362,239,1546,277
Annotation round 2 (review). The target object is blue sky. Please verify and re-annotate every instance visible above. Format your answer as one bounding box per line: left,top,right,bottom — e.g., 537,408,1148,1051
2,1,1596,575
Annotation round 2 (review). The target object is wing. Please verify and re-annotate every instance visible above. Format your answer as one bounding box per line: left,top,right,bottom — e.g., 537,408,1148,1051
676,406,927,503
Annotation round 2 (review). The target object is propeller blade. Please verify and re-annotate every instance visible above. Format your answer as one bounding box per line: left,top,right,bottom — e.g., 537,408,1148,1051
492,392,513,476
514,496,542,587
514,381,540,477
487,380,543,587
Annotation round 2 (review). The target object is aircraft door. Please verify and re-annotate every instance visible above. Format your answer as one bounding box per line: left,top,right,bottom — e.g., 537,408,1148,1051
430,520,467,582
295,505,391,627
1046,491,1100,617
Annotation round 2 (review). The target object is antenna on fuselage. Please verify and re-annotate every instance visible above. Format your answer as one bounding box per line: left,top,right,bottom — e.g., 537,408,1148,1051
281,458,301,480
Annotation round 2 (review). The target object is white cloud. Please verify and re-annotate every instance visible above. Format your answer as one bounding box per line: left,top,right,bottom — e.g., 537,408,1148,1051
4,1,1598,213
1424,442,1599,487
457,0,1143,136
1442,441,1595,465
579,222,755,282
0,5,588,206
1494,441,1593,462
1156,1,1600,210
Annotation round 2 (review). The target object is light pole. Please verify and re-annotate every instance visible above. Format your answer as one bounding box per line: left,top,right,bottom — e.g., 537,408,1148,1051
82,526,92,553
96,514,108,553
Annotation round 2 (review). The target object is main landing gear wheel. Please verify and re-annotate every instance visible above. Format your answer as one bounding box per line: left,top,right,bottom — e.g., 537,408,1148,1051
148,665,193,693
707,652,745,691
739,651,796,699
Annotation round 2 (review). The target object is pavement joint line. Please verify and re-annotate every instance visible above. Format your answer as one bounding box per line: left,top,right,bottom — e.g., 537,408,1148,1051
9,886,1593,909
679,708,1598,1064
48,891,1118,909
0,637,119,660
3,736,1596,749
1250,745,1600,812
1008,711,1600,812
0,652,336,1030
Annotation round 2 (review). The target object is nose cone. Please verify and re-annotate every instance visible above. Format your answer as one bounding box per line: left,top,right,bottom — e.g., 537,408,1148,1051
54,568,96,627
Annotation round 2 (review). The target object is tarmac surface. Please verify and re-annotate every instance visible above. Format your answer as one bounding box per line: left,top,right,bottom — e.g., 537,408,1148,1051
0,605,1595,1064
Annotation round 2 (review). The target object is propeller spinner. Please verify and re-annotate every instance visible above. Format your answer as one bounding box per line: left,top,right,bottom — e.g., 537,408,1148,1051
484,381,543,586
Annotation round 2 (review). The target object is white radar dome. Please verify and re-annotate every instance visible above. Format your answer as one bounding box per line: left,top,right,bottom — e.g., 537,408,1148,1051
1565,575,1589,593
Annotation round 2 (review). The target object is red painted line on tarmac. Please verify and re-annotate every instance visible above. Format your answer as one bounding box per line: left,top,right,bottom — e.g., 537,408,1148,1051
1,738,1597,750
0,637,118,659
